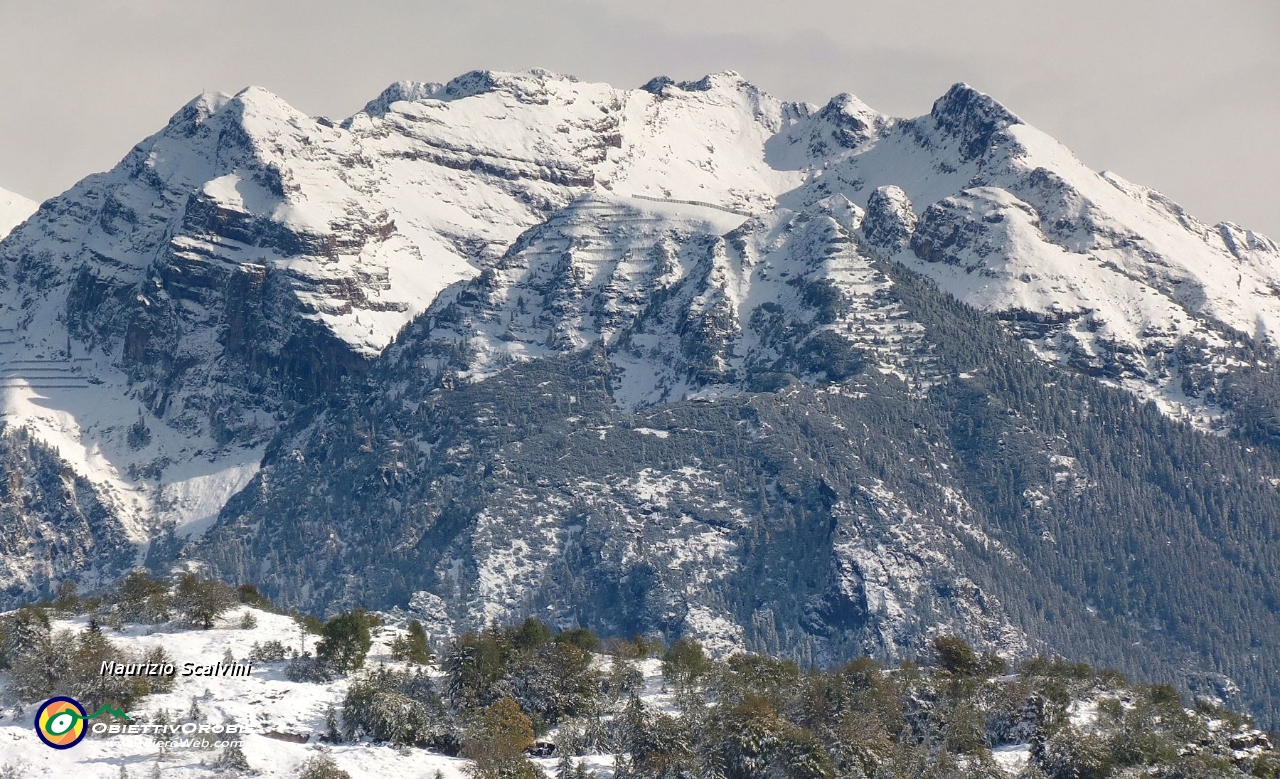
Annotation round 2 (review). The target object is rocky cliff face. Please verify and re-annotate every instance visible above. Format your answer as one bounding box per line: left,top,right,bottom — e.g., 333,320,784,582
0,426,137,599
401,194,924,409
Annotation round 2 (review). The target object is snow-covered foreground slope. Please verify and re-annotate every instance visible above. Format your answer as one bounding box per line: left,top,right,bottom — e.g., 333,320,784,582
2,606,1272,778
0,607,618,778
0,186,36,240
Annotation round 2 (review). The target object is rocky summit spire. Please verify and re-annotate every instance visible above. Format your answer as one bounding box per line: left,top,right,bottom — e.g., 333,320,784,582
929,82,1022,161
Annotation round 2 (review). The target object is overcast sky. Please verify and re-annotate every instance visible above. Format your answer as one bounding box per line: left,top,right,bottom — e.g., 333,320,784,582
1,0,1276,236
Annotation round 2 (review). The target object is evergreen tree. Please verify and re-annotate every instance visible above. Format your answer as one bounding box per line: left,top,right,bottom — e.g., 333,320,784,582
215,739,250,773
556,753,575,779
295,752,351,779
932,636,980,677
113,571,172,624
0,607,54,700
342,668,453,749
173,574,237,629
325,704,341,743
54,580,79,611
390,619,432,664
661,638,711,689
316,611,373,673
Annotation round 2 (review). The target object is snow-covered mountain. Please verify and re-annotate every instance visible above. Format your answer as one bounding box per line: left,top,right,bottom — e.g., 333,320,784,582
0,186,36,240
4,68,1280,723
0,71,811,559
777,83,1280,429
2,71,1274,549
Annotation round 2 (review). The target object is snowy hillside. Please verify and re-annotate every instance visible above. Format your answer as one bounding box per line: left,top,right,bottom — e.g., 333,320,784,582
1,604,1273,778
0,607,566,778
0,186,35,239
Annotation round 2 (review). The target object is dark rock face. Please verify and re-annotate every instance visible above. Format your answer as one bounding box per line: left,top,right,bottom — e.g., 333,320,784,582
359,80,444,118
196,351,1021,665
0,427,135,606
910,196,985,267
640,76,675,95
61,210,375,432
3,92,399,452
863,186,918,251
441,70,502,100
929,83,1022,161
814,94,882,150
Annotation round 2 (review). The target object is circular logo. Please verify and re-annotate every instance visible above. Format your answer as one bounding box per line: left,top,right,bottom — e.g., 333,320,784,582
35,696,87,749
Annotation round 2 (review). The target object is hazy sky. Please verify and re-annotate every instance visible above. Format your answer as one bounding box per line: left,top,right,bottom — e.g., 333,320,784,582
1,1,1276,235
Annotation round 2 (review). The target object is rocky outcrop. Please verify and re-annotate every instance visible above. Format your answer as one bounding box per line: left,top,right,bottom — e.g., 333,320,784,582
863,185,918,251
0,426,136,605
926,82,1022,161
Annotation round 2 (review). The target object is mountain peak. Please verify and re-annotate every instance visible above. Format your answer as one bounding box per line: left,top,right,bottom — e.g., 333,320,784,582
227,85,307,117
640,70,763,96
677,70,747,90
164,90,233,136
361,79,445,117
164,87,305,140
815,92,886,145
822,92,878,115
929,82,1022,161
435,68,579,102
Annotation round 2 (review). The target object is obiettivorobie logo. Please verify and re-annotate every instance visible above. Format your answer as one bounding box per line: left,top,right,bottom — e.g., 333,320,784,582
35,696,244,750
34,696,131,749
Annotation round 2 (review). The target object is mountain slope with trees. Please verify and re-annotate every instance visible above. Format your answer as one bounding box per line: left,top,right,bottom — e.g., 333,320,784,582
0,69,1277,732
192,246,1280,728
